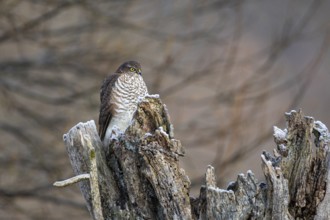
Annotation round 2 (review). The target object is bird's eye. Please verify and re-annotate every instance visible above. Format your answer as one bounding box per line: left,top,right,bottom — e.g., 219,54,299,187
130,67,135,72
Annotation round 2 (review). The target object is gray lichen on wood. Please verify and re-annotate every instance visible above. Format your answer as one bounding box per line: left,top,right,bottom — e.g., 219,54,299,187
58,97,330,220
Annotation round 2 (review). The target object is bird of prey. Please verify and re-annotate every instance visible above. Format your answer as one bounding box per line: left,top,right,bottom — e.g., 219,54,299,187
98,61,148,147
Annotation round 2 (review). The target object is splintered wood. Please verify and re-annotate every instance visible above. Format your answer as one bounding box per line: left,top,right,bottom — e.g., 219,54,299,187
58,98,329,220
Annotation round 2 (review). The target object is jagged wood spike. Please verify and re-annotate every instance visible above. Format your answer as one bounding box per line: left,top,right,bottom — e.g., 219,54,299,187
58,98,330,220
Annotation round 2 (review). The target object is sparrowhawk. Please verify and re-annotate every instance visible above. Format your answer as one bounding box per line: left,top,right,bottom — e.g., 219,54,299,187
98,61,148,147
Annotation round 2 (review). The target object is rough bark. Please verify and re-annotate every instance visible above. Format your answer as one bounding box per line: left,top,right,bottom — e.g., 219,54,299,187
62,97,190,219
59,97,330,220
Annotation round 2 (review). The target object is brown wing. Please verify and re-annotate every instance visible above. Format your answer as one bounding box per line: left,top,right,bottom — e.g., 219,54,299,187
98,73,120,140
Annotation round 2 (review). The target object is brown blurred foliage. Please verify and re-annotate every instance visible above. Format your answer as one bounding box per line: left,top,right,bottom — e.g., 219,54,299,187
1,0,330,219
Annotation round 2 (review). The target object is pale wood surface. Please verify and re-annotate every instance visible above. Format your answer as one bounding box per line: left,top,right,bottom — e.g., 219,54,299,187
62,98,330,220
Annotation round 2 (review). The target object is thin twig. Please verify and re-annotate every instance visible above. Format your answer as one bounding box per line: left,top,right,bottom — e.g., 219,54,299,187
53,174,90,187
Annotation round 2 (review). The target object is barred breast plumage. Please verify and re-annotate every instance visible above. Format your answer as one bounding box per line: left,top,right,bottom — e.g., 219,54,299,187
98,61,148,147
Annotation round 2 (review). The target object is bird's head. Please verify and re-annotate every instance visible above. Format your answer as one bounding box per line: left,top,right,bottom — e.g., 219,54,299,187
116,61,142,75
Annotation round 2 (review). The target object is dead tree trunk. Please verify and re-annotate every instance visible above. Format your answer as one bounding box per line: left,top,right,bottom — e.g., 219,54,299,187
55,97,330,220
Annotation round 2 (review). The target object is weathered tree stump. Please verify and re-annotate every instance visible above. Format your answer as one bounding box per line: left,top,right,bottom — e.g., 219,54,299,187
55,97,330,220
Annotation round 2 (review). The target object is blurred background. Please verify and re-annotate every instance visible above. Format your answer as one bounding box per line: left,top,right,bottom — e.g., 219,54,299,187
1,0,330,219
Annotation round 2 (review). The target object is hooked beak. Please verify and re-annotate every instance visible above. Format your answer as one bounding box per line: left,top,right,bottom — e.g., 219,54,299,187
138,69,142,75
